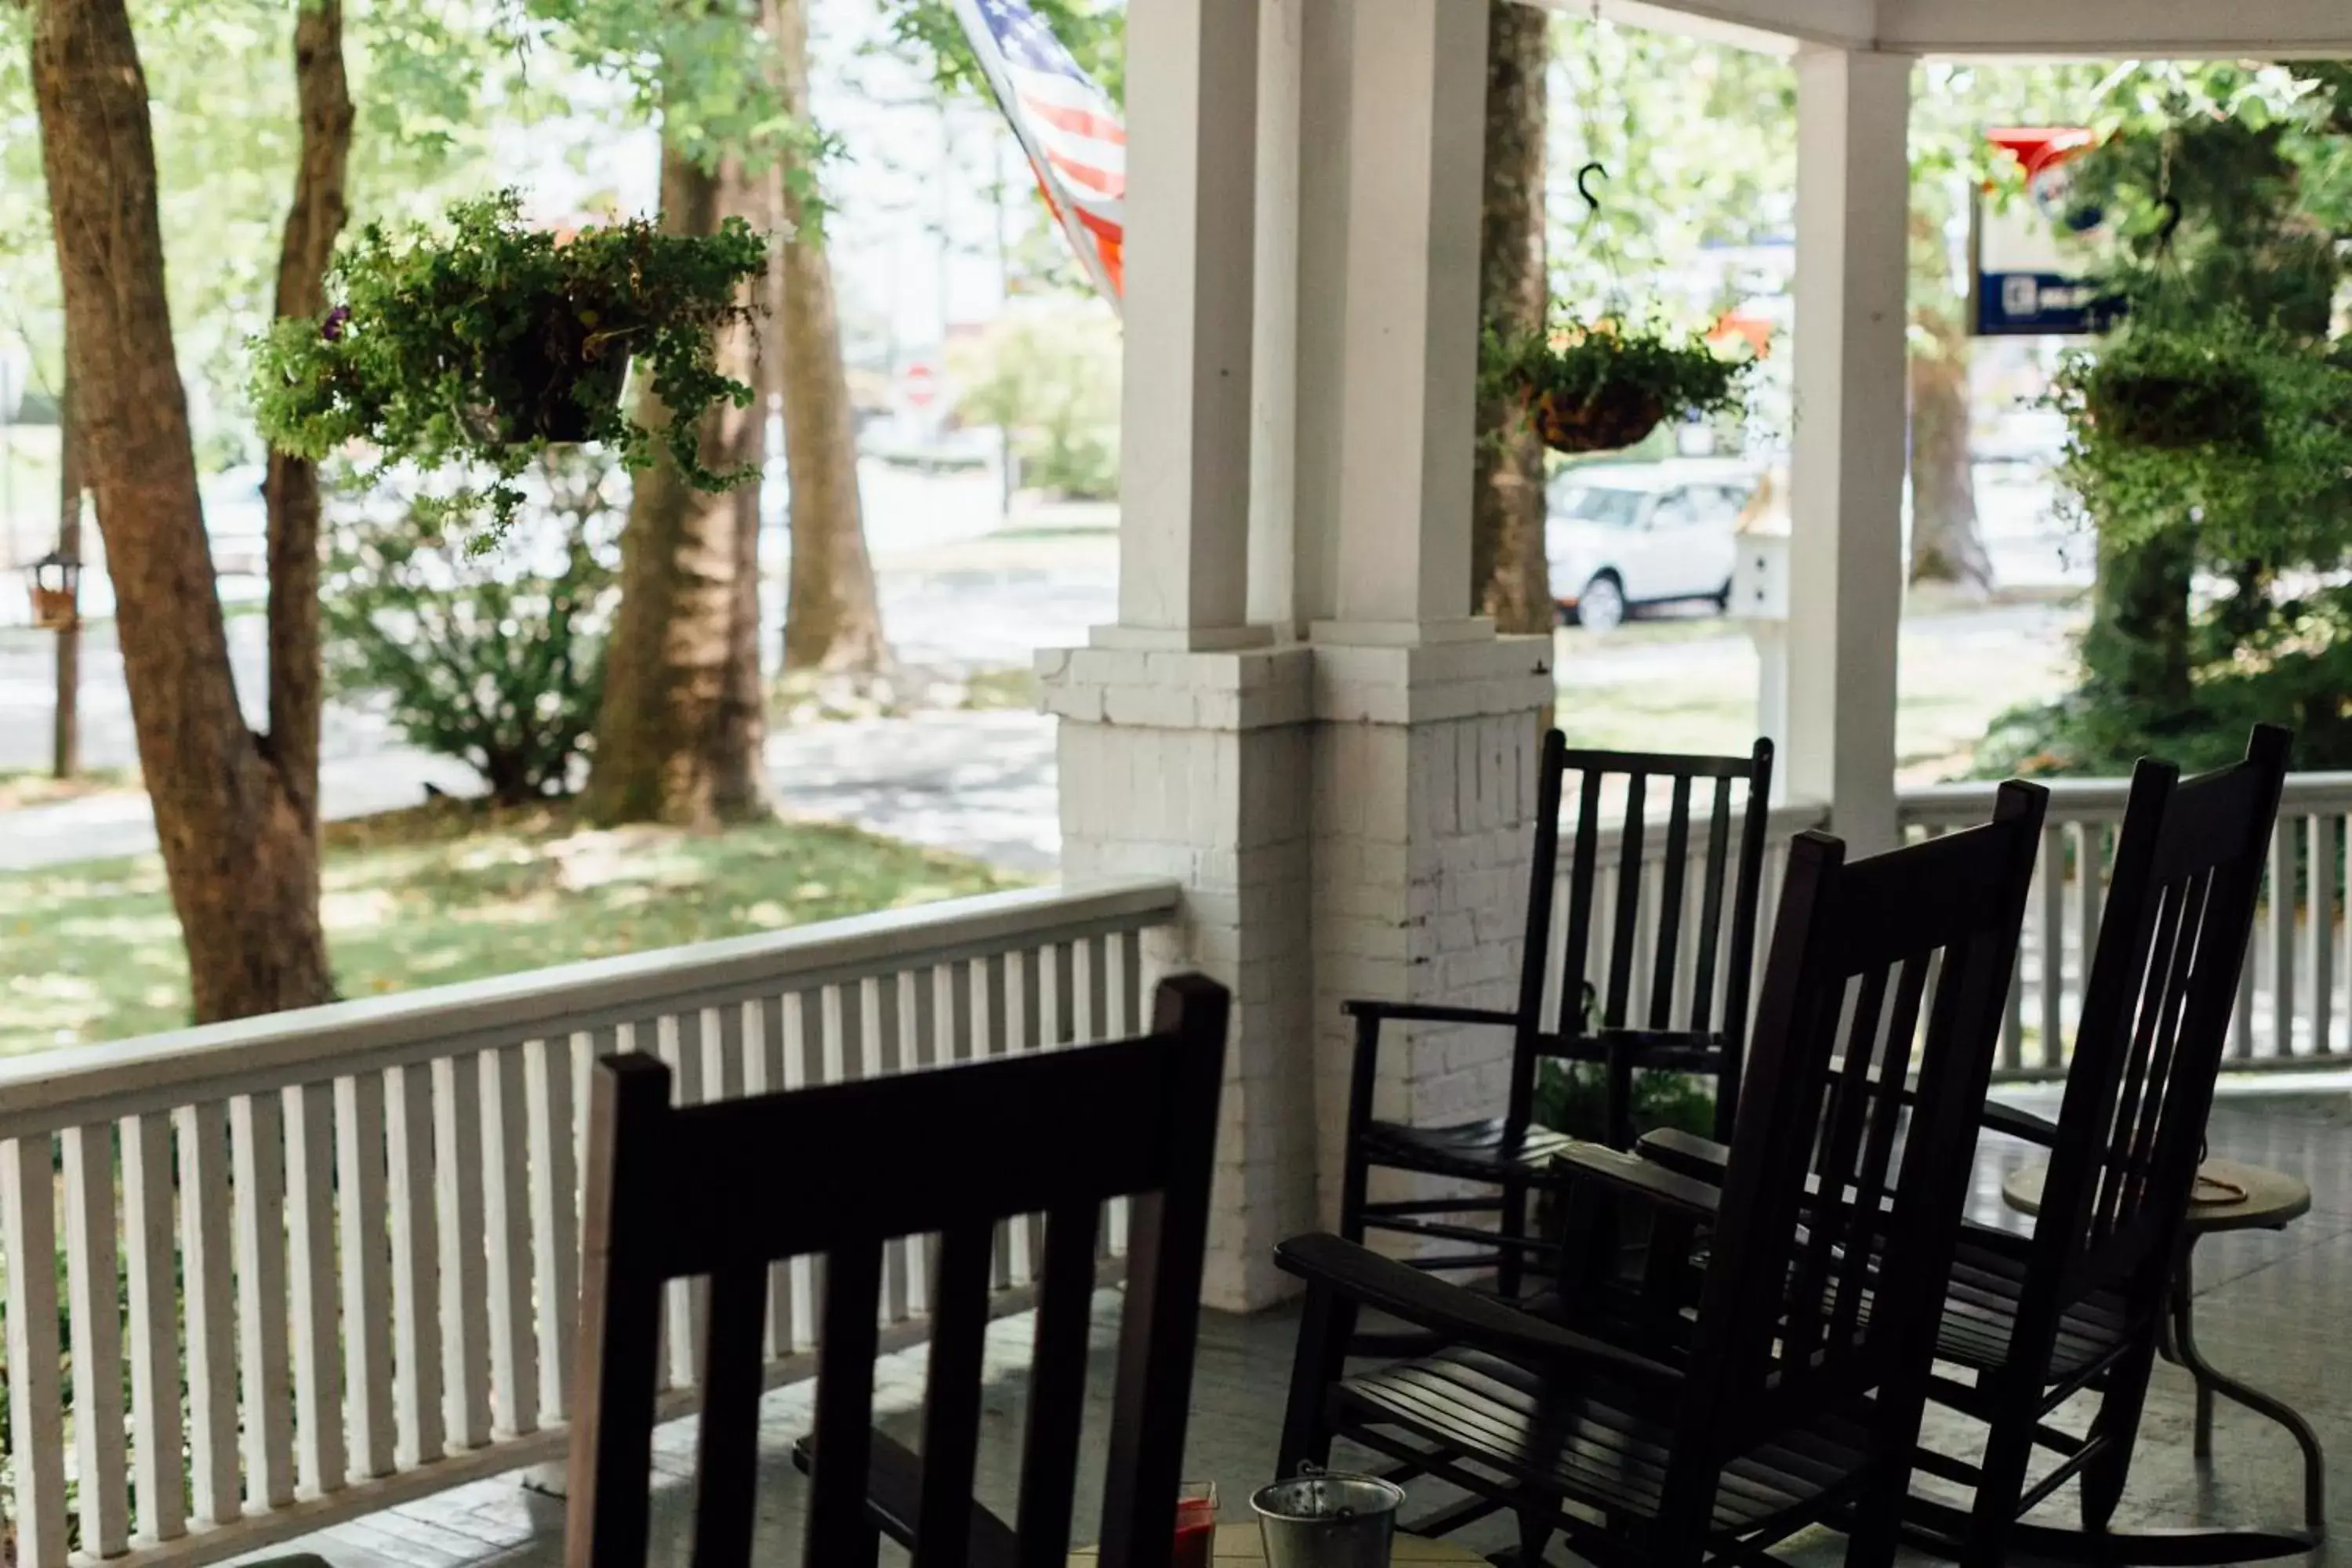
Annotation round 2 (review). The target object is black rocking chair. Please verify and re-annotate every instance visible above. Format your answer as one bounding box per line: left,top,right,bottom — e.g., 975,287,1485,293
564,975,1229,1568
1276,782,2047,1566
1638,726,2299,1564
1339,732,1774,1297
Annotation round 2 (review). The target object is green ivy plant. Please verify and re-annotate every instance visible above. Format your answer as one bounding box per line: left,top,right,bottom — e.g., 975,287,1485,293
250,191,768,534
2049,307,2352,564
1480,314,1752,455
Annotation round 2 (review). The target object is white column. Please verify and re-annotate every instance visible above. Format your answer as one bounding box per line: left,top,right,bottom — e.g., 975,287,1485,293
1317,0,1490,640
1112,0,1266,648
1247,0,1304,636
1787,46,1910,853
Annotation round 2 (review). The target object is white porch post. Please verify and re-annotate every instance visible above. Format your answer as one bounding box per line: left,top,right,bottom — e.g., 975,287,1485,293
1299,0,1552,1227
1786,45,1910,853
1043,0,1322,1311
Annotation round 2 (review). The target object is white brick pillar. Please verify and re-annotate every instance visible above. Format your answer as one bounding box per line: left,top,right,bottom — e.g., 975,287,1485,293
1297,0,1552,1222
1787,47,1911,853
1046,0,1549,1309
1040,648,1316,1308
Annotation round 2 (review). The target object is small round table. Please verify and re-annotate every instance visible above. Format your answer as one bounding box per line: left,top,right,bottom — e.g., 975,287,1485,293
1071,1523,1487,1563
2001,1156,2325,1534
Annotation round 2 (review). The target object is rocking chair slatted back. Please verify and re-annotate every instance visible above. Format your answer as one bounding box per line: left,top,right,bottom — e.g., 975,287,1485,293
1517,733,1776,1145
2032,727,2289,1312
1686,783,2047,1441
564,975,1229,1568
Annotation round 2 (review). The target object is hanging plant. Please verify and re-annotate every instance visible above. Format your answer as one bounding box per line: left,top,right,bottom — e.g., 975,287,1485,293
1482,316,1753,456
250,191,768,535
2049,307,2352,560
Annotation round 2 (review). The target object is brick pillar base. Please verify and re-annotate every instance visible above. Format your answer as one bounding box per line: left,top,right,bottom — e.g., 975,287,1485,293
1040,633,1551,1309
1309,637,1552,1227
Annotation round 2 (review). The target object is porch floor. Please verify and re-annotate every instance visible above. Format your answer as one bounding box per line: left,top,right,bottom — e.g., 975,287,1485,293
236,1088,2352,1567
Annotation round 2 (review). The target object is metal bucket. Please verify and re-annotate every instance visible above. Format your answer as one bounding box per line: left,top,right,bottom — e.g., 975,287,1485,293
1249,1472,1406,1568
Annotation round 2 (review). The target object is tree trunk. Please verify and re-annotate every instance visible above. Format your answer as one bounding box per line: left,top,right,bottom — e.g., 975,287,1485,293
1906,303,1991,593
31,0,335,1022
588,143,771,826
1469,0,1550,635
53,361,80,779
771,0,890,675
265,0,352,835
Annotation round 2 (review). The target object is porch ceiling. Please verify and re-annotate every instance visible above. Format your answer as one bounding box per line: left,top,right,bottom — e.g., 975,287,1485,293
1563,0,2352,59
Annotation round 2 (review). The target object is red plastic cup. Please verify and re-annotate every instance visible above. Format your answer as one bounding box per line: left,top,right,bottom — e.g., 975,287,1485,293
1174,1481,1218,1568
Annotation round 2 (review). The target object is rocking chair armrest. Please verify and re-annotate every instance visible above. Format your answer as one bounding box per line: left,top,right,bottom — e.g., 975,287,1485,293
1634,1127,1733,1184
1980,1098,2061,1147
1553,1142,1725,1222
1341,999,1523,1029
1275,1232,1682,1392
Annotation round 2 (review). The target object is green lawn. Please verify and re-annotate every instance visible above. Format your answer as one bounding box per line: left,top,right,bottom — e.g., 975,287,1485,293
0,800,1024,1056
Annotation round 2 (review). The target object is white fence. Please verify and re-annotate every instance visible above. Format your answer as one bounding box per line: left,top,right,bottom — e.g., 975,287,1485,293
0,880,1180,1568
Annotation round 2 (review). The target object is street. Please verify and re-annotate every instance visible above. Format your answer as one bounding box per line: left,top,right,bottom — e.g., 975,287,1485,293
0,464,2088,872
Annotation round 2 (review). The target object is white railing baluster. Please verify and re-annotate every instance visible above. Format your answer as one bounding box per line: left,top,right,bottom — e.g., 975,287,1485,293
434,1054,492,1450
862,975,913,1327
2039,825,2066,1070
3,1134,68,1568
285,1080,346,1499
62,1123,130,1556
2075,820,2104,1023
387,1062,445,1467
782,993,820,1352
336,1072,396,1482
481,1044,536,1439
122,1111,186,1542
231,1090,298,1508
526,1034,581,1426
177,1101,241,1524
2310,812,2336,1062
2270,822,2298,1059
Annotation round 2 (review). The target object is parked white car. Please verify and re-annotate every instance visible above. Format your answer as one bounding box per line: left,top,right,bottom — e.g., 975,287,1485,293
1546,458,1762,631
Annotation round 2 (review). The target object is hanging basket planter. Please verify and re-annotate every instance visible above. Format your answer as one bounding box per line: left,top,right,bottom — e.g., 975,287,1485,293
1526,386,1669,456
2082,365,2264,452
249,191,768,539
1484,318,1754,459
481,321,633,446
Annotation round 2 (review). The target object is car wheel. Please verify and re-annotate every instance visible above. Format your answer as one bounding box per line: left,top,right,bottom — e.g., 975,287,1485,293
1711,579,1733,613
1578,573,1628,633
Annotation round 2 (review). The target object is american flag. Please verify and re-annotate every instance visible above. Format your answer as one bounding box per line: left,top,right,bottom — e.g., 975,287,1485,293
951,0,1126,310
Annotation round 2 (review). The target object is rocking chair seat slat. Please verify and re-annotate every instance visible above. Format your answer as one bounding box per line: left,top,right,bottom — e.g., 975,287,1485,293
1357,1117,1582,1187
1336,1349,1873,1534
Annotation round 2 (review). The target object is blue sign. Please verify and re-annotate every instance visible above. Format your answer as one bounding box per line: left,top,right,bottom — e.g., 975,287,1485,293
1975,271,2122,337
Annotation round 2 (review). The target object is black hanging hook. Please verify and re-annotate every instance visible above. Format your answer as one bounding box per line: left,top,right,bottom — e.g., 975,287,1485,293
2154,194,2183,252
1577,161,1608,216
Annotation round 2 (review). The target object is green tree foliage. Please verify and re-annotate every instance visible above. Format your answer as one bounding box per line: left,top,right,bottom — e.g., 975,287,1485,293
0,0,535,456
951,306,1120,499
1980,65,2352,775
324,451,622,801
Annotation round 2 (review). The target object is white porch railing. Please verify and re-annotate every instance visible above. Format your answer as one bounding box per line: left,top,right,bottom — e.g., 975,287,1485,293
0,879,1181,1568
1902,771,2352,1080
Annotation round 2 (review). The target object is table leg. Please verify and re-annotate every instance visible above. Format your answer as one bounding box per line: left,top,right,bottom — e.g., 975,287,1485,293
2161,1240,2327,1534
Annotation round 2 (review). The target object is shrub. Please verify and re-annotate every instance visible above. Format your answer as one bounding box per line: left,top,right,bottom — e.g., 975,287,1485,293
323,450,621,803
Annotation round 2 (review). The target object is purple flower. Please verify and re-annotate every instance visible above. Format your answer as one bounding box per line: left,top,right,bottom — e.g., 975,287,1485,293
321,306,353,342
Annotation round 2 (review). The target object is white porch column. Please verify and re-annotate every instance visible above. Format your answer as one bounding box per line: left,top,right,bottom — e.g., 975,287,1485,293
1045,0,1319,1312
1786,46,1910,853
1299,0,1552,1227
1114,0,1266,648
